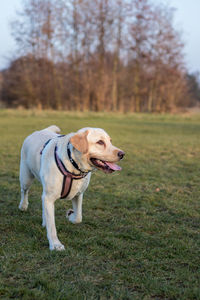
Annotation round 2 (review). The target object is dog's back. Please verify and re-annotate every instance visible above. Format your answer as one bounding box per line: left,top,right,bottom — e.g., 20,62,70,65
20,125,61,180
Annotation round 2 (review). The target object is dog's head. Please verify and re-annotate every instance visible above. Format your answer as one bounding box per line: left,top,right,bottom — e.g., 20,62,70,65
70,128,125,173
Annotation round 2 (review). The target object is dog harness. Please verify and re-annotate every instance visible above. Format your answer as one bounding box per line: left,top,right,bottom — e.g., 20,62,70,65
40,137,89,199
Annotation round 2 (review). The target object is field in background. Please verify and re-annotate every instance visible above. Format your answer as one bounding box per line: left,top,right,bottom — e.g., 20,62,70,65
0,110,200,299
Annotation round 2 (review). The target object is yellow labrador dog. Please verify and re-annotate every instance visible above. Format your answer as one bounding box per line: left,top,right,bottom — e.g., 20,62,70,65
19,126,125,250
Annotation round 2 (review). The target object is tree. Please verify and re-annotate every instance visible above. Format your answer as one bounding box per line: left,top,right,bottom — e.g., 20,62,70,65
185,73,200,106
1,0,194,112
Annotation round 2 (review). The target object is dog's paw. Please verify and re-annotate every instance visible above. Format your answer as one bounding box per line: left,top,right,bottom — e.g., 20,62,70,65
50,242,65,251
66,209,82,224
19,204,28,211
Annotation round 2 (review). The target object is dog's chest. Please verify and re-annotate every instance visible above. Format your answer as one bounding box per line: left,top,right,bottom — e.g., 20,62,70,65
67,174,91,200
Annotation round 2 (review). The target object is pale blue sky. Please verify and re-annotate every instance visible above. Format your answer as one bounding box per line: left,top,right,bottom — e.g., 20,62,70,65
0,0,200,72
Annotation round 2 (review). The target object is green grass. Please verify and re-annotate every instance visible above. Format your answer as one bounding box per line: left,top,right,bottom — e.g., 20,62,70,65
0,109,200,299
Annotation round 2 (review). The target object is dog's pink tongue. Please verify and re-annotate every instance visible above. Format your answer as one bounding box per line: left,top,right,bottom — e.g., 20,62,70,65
105,162,122,171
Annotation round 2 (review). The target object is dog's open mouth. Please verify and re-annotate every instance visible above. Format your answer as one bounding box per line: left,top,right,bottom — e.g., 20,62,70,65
90,158,122,173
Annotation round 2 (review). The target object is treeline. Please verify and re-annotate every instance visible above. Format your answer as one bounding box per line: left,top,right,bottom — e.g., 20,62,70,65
1,0,200,112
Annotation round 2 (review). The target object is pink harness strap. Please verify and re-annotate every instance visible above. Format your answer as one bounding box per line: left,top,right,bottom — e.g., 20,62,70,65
54,146,87,199
61,174,73,199
40,139,89,199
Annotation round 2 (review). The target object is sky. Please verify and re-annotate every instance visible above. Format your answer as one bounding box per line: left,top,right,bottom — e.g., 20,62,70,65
0,0,200,73
168,0,200,73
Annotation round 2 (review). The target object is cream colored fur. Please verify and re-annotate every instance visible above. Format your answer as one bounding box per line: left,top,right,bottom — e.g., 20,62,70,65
19,126,123,250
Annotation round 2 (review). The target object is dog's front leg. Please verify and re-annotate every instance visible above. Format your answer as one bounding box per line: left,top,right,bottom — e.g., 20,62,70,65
42,193,65,251
67,193,83,224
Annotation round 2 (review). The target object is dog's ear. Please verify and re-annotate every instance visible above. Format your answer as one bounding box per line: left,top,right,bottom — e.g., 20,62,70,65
70,130,89,154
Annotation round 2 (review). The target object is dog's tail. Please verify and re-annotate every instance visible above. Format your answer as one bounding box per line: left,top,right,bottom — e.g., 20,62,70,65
45,125,61,134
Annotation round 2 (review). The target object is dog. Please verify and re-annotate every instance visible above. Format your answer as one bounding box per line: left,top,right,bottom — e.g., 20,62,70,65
19,126,125,250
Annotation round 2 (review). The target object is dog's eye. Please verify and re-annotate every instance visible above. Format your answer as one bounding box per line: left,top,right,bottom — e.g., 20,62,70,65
97,140,105,146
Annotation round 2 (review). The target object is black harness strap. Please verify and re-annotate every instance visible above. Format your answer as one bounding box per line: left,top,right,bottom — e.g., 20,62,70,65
40,135,65,155
40,136,90,199
67,142,89,176
54,145,89,198
40,139,52,155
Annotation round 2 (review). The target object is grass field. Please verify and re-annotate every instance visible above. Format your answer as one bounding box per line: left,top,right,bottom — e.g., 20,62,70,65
0,110,200,299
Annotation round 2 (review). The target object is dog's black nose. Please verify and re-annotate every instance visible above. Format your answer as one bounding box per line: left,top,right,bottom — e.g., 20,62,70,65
118,151,125,160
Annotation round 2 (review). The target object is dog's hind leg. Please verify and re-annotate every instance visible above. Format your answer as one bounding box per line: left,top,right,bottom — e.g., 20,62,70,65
19,160,34,211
